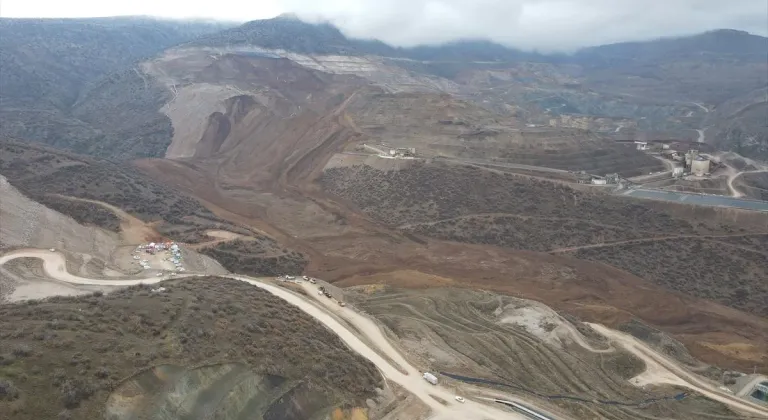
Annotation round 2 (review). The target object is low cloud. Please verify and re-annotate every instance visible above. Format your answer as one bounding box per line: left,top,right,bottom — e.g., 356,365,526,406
280,0,768,51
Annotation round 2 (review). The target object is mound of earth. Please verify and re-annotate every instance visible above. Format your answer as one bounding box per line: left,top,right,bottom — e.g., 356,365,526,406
0,277,381,420
106,363,339,420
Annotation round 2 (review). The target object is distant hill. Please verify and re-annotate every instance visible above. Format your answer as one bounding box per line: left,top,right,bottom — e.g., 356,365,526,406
0,17,233,158
0,17,232,108
575,29,768,65
1,15,766,160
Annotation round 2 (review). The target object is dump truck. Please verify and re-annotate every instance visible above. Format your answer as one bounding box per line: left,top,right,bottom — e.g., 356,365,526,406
422,372,438,385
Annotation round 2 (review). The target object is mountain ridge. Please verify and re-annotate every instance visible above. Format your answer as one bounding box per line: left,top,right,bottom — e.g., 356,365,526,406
191,16,767,63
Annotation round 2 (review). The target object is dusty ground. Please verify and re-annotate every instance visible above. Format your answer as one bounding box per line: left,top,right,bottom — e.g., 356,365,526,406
0,258,117,302
347,286,760,420
0,170,227,298
0,174,120,261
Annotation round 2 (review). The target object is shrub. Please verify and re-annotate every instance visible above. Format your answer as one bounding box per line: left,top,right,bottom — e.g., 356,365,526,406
0,379,20,400
12,344,32,357
59,378,95,408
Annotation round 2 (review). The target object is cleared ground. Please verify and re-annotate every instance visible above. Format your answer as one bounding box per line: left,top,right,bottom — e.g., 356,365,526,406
350,286,758,420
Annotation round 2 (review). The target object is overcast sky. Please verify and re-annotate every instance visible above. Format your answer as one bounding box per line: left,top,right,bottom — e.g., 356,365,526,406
2,0,766,51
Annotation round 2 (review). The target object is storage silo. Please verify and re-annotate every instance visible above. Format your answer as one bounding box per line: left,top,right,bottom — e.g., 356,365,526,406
691,156,710,176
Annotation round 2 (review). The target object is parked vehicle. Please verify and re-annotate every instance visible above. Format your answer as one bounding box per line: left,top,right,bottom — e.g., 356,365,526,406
339,301,346,307
309,278,316,284
324,292,332,298
422,372,438,385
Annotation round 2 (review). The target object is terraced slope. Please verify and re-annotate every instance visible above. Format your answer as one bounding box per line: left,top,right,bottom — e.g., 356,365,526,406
354,287,745,420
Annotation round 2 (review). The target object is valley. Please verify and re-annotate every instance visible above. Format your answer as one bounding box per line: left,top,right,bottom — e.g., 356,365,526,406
0,13,767,420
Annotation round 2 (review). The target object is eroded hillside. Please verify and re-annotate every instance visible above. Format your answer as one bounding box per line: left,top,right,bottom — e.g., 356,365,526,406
0,140,306,276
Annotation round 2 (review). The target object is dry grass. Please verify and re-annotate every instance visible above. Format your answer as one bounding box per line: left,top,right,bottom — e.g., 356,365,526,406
0,277,381,420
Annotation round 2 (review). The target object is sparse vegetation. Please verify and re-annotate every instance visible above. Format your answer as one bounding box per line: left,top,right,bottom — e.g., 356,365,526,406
736,172,768,201
201,239,308,277
321,162,712,235
404,214,648,252
573,238,768,317
322,162,768,317
32,195,121,232
0,17,230,159
0,277,381,419
353,287,736,420
0,140,253,242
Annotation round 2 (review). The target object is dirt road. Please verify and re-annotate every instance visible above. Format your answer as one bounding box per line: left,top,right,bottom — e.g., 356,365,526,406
0,249,528,420
587,323,768,418
549,232,768,254
51,194,158,243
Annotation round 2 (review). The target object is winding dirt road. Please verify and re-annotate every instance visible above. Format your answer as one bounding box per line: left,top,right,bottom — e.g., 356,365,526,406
5,249,766,418
587,323,768,418
0,249,527,420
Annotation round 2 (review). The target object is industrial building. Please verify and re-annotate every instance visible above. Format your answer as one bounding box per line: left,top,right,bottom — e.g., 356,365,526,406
684,149,711,177
691,156,711,176
388,147,416,158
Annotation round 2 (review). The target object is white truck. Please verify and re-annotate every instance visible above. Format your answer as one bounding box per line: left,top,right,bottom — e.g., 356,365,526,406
422,372,438,385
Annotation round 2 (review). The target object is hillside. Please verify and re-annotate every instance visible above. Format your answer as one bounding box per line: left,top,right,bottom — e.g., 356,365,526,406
0,140,306,276
0,278,381,420
189,17,767,155
2,13,768,398
0,17,231,159
320,161,768,317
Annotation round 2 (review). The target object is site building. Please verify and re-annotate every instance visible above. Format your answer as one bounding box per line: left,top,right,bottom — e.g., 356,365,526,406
691,156,711,177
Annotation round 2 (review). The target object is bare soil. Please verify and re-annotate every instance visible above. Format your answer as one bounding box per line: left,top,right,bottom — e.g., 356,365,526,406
130,105,768,375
